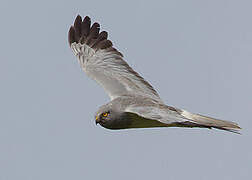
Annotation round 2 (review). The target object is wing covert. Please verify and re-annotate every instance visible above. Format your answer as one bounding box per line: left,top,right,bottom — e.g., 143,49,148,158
125,103,186,124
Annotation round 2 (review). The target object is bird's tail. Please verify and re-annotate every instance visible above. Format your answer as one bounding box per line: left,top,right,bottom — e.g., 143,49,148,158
180,110,241,134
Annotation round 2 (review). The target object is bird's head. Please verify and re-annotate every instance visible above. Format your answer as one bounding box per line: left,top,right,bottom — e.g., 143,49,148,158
95,104,131,130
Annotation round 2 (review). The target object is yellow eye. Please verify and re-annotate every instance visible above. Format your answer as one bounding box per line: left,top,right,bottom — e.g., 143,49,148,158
102,112,109,117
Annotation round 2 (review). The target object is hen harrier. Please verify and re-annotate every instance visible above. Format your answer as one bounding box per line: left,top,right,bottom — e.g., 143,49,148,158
68,15,241,133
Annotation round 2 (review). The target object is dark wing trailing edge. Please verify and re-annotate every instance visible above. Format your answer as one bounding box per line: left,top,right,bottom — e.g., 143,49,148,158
68,15,123,56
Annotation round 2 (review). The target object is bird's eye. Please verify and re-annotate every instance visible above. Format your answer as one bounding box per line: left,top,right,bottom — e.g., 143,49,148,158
102,112,109,117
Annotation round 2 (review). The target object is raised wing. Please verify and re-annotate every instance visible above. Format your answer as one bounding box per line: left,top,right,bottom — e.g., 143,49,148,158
69,15,162,102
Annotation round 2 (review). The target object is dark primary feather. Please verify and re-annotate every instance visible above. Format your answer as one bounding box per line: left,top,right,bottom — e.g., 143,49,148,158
68,15,118,53
96,39,113,49
90,31,108,47
81,16,91,37
68,26,76,45
73,15,82,40
89,23,100,39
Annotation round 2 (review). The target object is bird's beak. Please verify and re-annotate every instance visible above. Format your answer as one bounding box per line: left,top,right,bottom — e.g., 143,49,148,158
95,115,99,125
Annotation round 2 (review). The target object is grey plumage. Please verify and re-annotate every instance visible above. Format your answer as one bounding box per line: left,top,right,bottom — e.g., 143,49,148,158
69,15,241,133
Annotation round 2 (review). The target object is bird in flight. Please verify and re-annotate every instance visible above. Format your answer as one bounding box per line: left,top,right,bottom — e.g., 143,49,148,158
68,15,241,133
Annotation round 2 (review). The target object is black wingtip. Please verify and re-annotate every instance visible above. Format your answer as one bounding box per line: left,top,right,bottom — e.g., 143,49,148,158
68,26,75,46
81,16,91,37
68,15,104,48
83,15,91,22
75,15,82,25
86,22,100,43
76,14,82,20
68,15,123,56
73,15,82,40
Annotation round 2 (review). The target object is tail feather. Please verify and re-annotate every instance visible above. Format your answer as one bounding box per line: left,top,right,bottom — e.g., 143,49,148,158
180,110,241,133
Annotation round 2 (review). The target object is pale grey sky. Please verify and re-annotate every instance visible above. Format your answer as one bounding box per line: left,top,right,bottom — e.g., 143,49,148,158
0,0,251,179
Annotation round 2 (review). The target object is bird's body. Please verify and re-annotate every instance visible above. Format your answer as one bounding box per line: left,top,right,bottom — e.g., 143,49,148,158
69,15,241,133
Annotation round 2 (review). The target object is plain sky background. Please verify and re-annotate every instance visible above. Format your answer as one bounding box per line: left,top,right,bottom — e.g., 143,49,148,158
0,0,251,179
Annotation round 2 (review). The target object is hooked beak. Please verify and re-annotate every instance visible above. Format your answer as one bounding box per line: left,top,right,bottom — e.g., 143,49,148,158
95,115,100,125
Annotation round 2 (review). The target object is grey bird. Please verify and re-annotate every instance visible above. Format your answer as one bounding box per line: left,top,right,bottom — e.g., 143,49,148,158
68,15,241,133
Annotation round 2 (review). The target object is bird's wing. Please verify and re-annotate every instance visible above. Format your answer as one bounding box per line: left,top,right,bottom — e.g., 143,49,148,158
69,15,162,102
125,104,241,133
125,103,186,125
